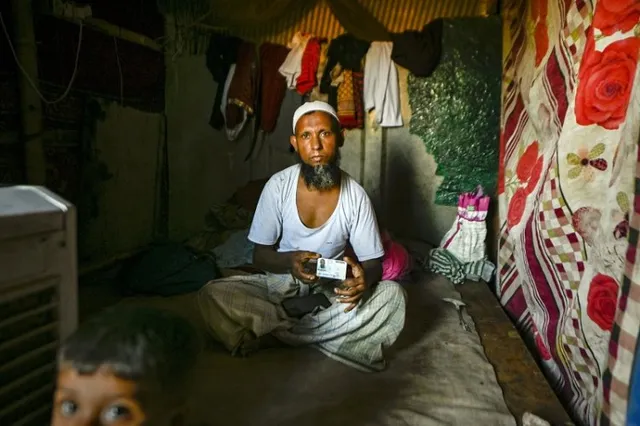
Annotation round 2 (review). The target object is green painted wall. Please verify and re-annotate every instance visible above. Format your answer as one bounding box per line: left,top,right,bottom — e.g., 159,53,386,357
409,17,502,205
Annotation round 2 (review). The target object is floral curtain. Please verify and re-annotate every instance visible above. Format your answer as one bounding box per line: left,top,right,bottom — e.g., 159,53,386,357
498,0,640,424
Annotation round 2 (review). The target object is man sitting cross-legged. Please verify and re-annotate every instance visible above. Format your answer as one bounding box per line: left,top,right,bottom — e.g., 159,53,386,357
197,101,406,372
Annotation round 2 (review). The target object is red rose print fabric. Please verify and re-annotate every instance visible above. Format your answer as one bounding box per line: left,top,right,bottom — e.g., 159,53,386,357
498,0,640,424
592,0,640,36
587,274,620,331
575,32,640,130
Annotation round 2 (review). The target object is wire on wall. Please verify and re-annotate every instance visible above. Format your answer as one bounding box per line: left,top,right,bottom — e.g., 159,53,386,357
113,36,124,105
0,10,83,104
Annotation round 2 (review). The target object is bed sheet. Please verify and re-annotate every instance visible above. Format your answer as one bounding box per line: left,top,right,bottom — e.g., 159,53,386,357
119,272,515,426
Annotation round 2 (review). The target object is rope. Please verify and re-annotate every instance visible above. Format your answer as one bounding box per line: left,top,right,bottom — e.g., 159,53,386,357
0,10,83,104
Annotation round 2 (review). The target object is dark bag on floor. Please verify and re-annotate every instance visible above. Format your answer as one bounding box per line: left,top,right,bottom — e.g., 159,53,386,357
118,243,221,297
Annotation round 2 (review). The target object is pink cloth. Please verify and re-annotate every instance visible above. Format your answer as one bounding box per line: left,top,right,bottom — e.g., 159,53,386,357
381,232,411,281
343,231,411,281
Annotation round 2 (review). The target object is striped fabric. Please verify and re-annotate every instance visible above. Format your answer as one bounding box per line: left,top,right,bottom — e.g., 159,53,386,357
601,141,640,426
428,248,495,285
197,273,407,372
498,0,640,422
428,248,466,284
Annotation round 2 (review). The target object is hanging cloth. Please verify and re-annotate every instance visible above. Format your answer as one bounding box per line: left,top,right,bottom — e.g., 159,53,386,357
320,33,369,78
320,33,369,122
205,34,242,130
226,41,258,140
296,37,322,95
364,42,402,128
352,70,365,129
279,32,312,90
391,19,444,78
337,70,357,129
221,64,245,141
259,43,290,133
308,41,330,103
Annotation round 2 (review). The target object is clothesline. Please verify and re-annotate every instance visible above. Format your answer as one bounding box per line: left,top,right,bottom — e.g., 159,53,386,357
206,19,443,154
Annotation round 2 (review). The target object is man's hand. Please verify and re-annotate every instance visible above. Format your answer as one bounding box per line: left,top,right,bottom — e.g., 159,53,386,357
290,251,321,283
334,256,367,312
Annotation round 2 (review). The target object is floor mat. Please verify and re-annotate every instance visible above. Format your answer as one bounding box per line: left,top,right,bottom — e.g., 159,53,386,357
118,272,516,426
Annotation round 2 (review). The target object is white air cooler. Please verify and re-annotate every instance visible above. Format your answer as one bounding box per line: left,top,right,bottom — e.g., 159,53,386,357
0,186,78,426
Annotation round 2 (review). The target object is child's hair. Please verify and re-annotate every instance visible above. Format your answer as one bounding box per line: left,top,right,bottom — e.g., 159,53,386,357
58,305,202,397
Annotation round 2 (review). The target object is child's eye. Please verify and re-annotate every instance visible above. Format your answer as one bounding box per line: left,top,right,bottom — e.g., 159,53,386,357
102,404,131,422
59,400,78,417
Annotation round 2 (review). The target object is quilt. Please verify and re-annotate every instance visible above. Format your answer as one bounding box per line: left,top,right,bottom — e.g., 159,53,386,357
498,0,640,424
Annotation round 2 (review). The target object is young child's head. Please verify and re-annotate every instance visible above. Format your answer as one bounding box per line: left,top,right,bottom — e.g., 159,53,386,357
52,305,202,426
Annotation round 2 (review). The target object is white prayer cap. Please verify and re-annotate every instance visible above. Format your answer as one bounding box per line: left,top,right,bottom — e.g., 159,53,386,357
292,101,339,134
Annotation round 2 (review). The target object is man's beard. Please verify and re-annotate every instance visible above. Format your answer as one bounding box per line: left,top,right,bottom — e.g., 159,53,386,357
296,151,342,190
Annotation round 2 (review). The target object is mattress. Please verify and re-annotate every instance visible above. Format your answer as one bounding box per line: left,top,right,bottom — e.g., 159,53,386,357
116,270,516,426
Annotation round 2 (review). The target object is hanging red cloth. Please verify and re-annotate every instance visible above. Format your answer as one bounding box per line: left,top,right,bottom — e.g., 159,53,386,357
296,37,321,95
260,43,290,133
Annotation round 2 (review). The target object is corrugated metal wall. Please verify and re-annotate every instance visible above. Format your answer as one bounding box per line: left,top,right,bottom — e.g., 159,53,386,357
233,0,493,44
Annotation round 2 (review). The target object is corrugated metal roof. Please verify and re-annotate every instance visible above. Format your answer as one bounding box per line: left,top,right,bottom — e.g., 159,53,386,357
231,0,491,45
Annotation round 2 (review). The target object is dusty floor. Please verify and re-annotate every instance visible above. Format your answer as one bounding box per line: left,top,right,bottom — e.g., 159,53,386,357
458,283,572,425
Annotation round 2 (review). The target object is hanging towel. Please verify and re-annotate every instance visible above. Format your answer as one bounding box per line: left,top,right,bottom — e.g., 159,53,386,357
259,43,290,133
296,37,322,95
364,42,403,127
391,19,443,78
279,32,312,90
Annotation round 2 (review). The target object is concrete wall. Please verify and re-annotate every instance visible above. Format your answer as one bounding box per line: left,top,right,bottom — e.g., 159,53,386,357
164,54,240,241
79,103,163,262
383,127,457,246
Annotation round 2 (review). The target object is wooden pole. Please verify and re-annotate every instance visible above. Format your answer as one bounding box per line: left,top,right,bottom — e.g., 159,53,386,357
11,0,46,185
59,16,162,52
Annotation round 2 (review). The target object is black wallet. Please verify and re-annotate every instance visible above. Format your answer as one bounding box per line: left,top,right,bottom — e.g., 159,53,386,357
281,293,332,318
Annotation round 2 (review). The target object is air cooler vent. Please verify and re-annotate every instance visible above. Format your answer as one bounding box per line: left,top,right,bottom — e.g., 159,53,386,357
0,186,77,426
0,279,60,426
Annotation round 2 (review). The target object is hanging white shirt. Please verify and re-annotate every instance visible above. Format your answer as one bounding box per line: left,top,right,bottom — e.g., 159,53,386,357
364,42,403,128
